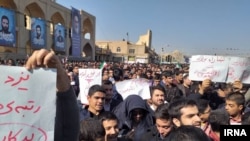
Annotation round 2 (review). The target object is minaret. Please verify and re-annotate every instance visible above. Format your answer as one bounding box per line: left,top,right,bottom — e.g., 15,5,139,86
148,30,152,48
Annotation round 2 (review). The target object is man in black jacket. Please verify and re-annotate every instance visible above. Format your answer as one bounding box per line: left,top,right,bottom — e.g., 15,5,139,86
79,84,106,121
140,103,173,141
160,70,183,103
102,80,121,112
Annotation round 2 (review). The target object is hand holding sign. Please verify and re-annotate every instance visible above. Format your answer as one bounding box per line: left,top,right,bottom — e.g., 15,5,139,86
232,80,243,92
0,48,79,141
25,49,70,92
199,79,212,95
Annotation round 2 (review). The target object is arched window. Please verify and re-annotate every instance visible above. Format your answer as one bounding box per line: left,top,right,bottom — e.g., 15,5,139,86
84,33,91,39
117,47,121,52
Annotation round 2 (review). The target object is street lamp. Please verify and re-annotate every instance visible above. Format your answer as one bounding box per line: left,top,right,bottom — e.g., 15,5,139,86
161,48,164,64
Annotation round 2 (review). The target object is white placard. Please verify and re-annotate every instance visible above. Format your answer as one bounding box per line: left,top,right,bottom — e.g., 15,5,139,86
115,78,151,100
227,57,250,83
0,66,56,141
189,55,250,84
189,55,229,82
79,69,102,104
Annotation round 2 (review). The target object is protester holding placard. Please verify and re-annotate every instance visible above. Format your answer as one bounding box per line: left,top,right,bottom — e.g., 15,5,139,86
25,49,79,141
188,79,225,110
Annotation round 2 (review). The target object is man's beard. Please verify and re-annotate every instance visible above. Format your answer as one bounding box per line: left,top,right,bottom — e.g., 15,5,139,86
37,34,41,39
2,26,9,33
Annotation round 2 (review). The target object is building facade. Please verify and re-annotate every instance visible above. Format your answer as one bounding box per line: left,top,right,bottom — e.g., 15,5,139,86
161,50,186,64
95,30,159,63
0,0,96,61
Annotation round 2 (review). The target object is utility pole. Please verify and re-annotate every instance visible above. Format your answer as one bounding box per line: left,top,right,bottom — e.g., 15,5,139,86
126,32,129,42
161,47,164,64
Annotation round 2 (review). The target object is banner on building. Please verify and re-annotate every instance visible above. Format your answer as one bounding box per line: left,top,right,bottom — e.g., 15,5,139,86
31,18,46,49
54,24,66,52
71,7,81,57
0,7,16,47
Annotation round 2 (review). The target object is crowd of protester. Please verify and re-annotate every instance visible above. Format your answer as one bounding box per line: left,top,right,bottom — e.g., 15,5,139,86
1,49,250,141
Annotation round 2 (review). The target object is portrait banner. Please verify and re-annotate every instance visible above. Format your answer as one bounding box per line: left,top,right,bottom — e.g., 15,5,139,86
54,24,66,52
31,18,46,49
0,7,16,47
71,7,81,57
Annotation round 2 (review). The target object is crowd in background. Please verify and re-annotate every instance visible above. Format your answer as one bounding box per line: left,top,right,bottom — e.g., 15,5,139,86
1,55,250,141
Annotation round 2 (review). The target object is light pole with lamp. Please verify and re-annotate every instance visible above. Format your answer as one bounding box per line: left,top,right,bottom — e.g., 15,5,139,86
161,47,164,64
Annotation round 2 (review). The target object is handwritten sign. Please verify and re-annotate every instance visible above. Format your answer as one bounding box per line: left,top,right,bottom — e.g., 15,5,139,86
189,55,250,83
115,78,151,100
227,57,250,83
189,55,230,82
79,69,102,104
0,66,56,141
